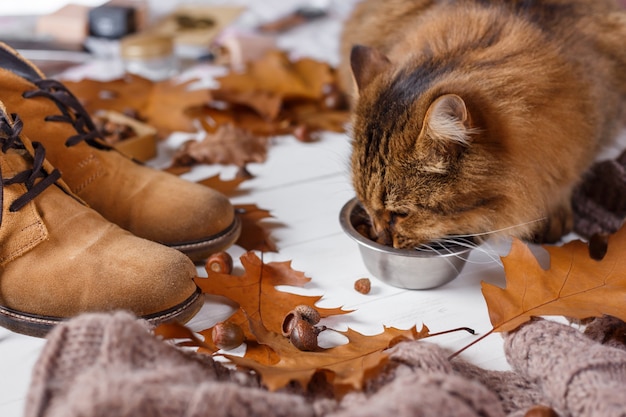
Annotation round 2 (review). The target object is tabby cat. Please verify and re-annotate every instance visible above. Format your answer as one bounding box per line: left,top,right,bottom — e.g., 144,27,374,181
339,0,626,248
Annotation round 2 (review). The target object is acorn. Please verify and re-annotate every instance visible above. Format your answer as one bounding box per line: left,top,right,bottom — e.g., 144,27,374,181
282,305,321,336
206,251,233,274
211,321,244,350
288,318,325,352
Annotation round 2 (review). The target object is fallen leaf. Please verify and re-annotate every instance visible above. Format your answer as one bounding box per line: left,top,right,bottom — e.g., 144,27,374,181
64,74,153,115
224,324,430,393
482,225,626,333
64,75,212,138
207,49,349,139
234,204,278,253
171,124,269,167
197,174,248,196
193,179,278,253
194,105,292,137
143,78,211,136
215,50,333,101
64,48,350,170
158,252,432,394
195,251,346,336
154,321,217,351
211,89,283,121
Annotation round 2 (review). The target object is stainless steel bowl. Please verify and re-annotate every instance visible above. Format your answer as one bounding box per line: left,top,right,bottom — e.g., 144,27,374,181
339,198,472,289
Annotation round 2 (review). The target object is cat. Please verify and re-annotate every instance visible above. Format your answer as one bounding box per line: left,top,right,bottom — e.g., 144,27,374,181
339,0,626,248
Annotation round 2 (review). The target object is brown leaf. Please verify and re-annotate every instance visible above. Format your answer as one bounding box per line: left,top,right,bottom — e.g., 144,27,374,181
195,252,346,336
215,50,333,101
64,74,154,115
283,101,349,133
197,174,248,196
211,90,283,121
482,225,626,333
154,321,216,351
143,78,211,136
164,252,429,394
64,75,212,138
224,325,430,392
234,204,278,253
197,105,292,137
171,124,269,168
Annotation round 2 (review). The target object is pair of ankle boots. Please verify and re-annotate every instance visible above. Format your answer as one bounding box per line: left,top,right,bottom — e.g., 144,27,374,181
0,42,241,337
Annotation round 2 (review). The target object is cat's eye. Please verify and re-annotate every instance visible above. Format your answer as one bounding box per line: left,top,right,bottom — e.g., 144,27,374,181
389,211,408,224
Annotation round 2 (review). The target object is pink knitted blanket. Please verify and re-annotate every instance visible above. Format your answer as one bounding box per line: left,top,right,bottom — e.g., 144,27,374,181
24,312,626,417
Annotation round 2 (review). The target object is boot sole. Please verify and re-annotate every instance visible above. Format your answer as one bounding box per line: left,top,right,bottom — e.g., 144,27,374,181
0,287,204,338
168,215,242,263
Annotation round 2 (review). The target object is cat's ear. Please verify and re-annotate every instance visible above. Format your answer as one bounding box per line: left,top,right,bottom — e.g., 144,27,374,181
420,94,474,172
350,45,391,91
423,94,473,146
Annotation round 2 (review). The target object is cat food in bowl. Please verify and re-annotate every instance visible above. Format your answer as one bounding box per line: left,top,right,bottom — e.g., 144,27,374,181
339,198,473,289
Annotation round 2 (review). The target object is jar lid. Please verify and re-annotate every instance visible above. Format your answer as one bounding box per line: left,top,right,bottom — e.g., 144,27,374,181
120,34,174,59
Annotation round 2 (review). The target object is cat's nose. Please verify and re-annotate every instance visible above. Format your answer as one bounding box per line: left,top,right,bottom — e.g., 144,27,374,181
377,228,393,246
371,218,393,246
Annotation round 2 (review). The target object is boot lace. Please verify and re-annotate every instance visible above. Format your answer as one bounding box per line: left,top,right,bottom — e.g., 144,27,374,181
22,79,110,150
0,113,61,226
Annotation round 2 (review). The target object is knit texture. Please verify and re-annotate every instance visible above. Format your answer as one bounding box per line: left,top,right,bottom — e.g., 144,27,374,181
572,149,626,239
24,312,626,417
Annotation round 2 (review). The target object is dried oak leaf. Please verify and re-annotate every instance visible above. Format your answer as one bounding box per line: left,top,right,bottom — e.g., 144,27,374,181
215,50,334,103
225,321,430,393
63,74,153,115
163,251,430,393
482,225,626,333
194,105,291,137
190,176,276,253
194,251,345,337
211,89,283,121
171,124,269,167
143,77,211,136
196,174,248,196
234,204,278,253
64,75,212,137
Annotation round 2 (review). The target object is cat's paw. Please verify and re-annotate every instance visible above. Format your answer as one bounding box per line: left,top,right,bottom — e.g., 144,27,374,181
532,204,574,244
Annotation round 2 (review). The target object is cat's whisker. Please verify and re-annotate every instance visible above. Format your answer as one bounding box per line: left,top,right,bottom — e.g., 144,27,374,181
415,242,464,274
436,238,502,266
444,218,548,241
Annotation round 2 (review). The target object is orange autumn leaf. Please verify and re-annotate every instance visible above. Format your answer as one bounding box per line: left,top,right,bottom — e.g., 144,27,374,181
196,105,292,137
171,124,269,168
224,324,430,392
482,226,626,333
211,89,283,121
193,177,278,253
194,251,347,337
215,50,333,101
65,75,212,137
143,77,211,136
64,74,153,115
196,174,248,196
234,204,278,253
153,321,216,351
157,252,432,393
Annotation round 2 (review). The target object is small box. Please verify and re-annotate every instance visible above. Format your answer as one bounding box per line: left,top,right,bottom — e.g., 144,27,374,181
88,5,136,39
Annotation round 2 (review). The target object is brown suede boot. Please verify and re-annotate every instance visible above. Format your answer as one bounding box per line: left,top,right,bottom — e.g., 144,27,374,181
0,42,240,262
0,105,203,337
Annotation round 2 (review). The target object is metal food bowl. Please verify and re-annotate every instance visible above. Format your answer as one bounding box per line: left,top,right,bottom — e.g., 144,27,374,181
339,198,473,290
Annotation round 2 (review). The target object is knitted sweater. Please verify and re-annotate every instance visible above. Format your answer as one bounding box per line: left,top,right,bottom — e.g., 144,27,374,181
25,312,626,417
